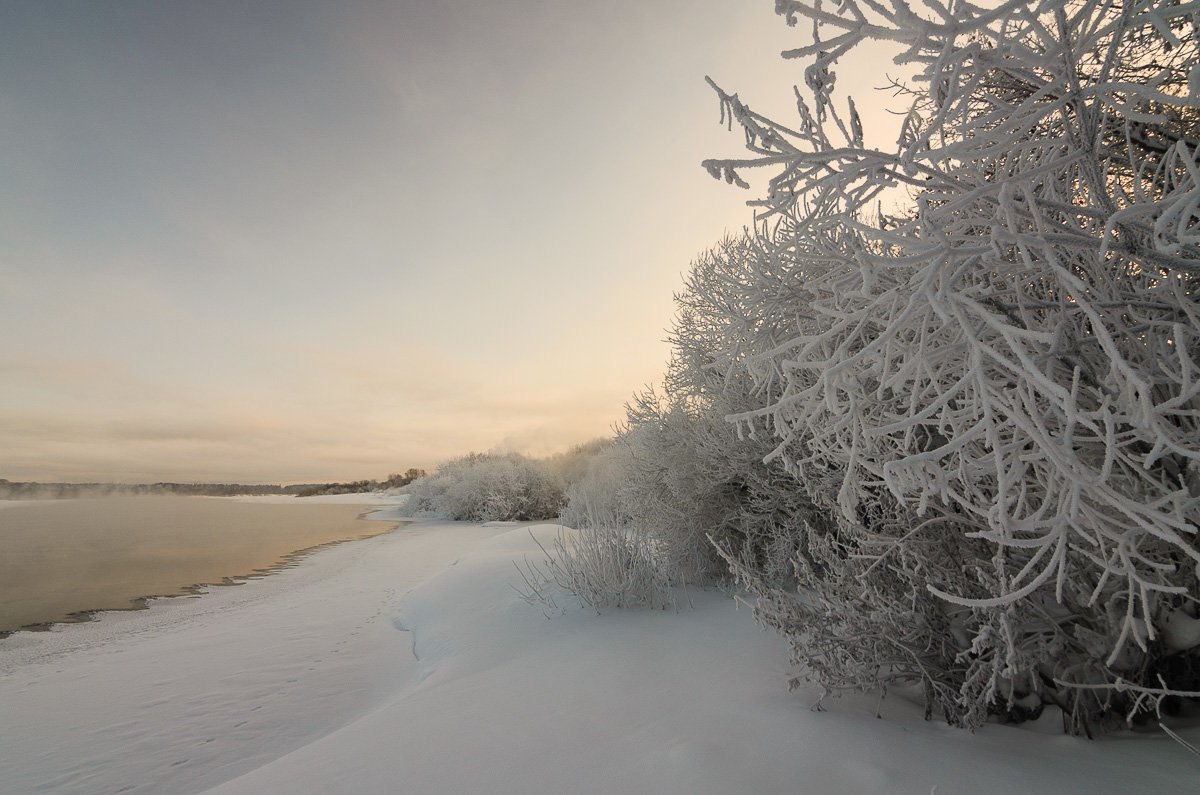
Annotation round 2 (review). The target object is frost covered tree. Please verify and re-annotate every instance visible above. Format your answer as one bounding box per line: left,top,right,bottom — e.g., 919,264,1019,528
400,451,567,522
696,0,1200,732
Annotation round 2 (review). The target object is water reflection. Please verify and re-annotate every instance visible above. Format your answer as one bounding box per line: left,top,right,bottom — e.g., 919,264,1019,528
0,496,395,635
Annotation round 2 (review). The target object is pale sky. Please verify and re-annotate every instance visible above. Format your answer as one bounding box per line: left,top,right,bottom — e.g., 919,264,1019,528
1,0,901,484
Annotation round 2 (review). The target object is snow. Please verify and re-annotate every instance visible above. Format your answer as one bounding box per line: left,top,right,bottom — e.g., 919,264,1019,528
1,498,1196,793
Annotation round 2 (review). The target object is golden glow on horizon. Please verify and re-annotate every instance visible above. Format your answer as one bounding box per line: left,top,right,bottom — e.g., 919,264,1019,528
0,0,905,482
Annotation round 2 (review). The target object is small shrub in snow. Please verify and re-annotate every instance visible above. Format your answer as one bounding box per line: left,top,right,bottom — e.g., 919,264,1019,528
519,525,676,612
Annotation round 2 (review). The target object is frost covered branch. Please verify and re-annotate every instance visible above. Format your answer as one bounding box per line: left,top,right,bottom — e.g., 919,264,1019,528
696,0,1200,732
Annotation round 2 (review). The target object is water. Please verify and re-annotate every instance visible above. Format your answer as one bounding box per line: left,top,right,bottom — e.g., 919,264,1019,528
0,496,395,636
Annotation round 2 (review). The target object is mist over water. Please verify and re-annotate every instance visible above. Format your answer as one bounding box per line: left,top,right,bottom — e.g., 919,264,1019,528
0,496,395,635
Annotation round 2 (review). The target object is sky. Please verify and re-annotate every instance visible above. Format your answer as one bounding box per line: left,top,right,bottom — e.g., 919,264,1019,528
1,0,904,484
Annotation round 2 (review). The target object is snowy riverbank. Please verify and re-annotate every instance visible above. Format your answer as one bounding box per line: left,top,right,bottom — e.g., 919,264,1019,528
1,496,1195,793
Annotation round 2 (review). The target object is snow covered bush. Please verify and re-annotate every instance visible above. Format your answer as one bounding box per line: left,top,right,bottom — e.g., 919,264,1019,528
627,235,834,588
544,428,682,610
399,451,567,522
552,236,829,607
401,443,613,523
698,0,1200,733
518,522,676,612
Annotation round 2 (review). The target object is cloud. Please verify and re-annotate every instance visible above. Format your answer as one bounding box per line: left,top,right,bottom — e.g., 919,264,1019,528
3,1,913,484
0,380,620,483
0,354,184,406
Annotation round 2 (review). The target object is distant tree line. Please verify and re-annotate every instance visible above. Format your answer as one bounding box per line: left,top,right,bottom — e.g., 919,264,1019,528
292,468,428,498
0,469,429,501
0,479,290,499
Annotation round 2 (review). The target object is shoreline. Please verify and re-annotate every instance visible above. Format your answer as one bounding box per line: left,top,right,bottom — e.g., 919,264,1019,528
0,518,504,794
1,520,1196,794
0,518,403,640
0,494,407,640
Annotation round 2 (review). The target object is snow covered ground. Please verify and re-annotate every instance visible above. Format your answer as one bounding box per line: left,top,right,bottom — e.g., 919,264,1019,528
1,496,1196,793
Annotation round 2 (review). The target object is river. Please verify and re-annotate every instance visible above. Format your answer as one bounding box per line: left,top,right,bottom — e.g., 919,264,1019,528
0,496,396,636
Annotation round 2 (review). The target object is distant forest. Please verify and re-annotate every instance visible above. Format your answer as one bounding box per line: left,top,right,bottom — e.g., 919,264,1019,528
291,469,427,498
0,469,427,500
